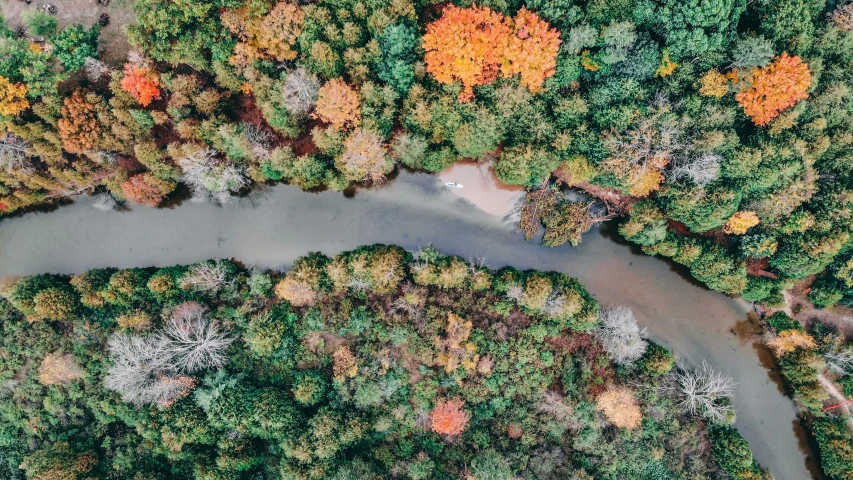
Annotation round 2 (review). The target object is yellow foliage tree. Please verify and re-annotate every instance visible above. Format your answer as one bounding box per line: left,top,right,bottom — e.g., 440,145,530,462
655,50,677,78
699,69,729,98
435,313,479,373
337,129,392,183
596,386,642,429
38,353,84,386
766,330,816,357
724,211,760,234
313,79,361,130
0,76,29,116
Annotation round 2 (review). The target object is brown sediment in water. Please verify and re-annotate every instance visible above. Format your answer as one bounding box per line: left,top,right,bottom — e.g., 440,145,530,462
438,160,524,217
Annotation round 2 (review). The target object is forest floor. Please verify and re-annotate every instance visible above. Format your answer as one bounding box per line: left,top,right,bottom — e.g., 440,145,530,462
1,0,136,64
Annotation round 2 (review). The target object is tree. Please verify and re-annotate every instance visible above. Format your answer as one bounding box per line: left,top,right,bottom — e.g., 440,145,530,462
38,352,85,386
121,173,176,207
176,146,248,203
596,386,642,429
248,1,303,61
723,211,760,234
766,330,816,357
0,131,33,172
52,25,101,72
735,53,811,126
57,89,105,153
431,398,469,436
422,6,560,101
0,76,29,116
655,0,744,59
33,288,77,320
163,302,234,373
502,8,561,94
596,306,648,365
337,129,393,183
282,67,320,117
422,5,510,102
670,361,736,422
22,11,58,37
121,64,162,107
378,23,419,94
313,79,361,130
180,261,234,294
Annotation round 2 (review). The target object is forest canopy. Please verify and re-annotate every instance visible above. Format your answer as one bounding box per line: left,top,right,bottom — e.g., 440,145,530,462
0,0,853,357
0,245,767,479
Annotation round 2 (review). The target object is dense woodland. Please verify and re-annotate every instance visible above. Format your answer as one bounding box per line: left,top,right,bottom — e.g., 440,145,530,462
0,0,852,305
0,245,770,479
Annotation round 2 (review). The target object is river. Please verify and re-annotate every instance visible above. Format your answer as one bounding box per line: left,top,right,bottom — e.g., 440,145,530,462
0,171,817,479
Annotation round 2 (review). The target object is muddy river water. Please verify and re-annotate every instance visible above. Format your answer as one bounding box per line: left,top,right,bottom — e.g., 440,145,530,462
0,170,819,479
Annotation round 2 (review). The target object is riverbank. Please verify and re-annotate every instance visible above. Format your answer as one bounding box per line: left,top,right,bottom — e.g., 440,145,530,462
0,170,818,478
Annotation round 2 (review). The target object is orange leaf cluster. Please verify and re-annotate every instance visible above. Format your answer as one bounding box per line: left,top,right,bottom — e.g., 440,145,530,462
423,5,560,102
120,64,161,107
0,75,29,116
431,397,469,436
502,8,561,94
313,79,361,130
58,90,102,154
735,53,811,126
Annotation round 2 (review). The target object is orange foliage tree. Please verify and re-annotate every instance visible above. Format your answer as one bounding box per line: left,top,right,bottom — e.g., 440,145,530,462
423,5,560,101
502,8,561,94
0,75,29,116
120,173,176,206
120,64,162,107
735,53,811,126
431,398,469,436
313,79,361,130
58,90,103,154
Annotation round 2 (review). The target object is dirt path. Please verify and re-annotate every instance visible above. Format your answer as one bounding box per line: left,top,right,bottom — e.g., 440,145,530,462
1,0,136,64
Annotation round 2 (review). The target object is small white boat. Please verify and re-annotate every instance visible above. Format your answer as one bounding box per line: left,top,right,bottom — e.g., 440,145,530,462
445,182,464,188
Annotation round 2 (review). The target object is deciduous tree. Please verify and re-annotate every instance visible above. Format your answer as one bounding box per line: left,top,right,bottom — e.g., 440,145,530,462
735,53,811,126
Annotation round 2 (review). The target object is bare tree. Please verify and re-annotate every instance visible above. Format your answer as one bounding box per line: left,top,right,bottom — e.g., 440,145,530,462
282,67,320,117
668,361,736,422
825,346,853,375
0,131,33,173
164,303,234,373
180,261,233,294
670,153,722,186
243,124,273,161
104,304,233,405
537,390,574,425
84,57,110,82
596,306,648,365
178,148,248,204
103,333,182,406
505,283,524,303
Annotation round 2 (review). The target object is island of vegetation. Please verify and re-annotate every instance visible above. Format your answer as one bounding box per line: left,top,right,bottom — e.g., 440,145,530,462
0,245,770,479
1,0,853,311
